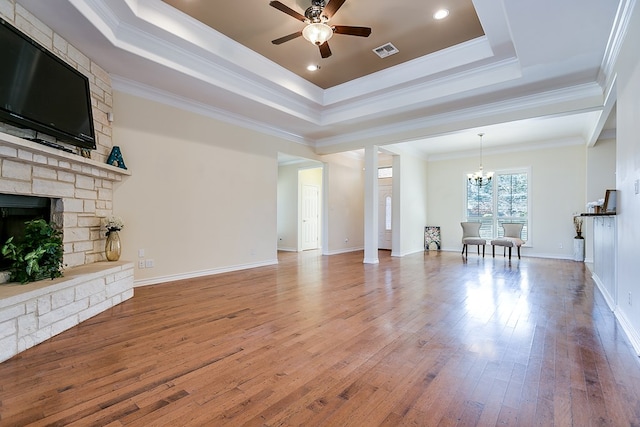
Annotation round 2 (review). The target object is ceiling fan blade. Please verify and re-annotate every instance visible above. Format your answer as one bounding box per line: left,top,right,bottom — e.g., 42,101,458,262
269,1,306,22
333,26,371,37
319,42,332,58
272,31,303,45
323,0,346,18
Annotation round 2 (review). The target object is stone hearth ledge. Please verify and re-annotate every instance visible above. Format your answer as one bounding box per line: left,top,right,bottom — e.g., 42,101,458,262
0,261,134,363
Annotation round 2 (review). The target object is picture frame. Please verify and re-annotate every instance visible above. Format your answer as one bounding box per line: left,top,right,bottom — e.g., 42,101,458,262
603,189,617,213
424,226,441,251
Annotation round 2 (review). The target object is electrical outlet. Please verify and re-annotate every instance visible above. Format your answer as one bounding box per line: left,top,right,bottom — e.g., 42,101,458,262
145,259,154,268
138,249,145,258
138,260,145,269
345,238,349,243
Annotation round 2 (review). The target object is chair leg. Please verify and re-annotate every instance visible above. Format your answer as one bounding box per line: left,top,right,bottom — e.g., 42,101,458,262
517,246,521,259
492,245,495,257
477,245,480,255
508,247,512,260
482,245,485,257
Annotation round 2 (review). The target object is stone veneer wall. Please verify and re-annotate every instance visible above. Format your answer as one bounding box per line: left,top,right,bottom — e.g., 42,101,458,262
0,0,113,162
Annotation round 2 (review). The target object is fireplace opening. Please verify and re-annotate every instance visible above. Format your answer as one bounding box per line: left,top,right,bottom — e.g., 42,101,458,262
0,194,53,270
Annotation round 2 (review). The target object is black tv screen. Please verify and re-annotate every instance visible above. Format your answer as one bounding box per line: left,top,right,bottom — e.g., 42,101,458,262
0,18,96,149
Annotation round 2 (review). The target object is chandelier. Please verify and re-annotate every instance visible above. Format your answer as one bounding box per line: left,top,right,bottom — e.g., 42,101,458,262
467,133,493,186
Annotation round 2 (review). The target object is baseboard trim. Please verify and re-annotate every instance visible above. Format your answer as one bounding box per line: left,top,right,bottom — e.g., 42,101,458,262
592,272,640,357
592,272,616,311
134,259,279,287
614,308,640,356
323,247,364,256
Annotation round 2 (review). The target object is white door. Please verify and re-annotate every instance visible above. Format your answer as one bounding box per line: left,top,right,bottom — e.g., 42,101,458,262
378,184,392,250
301,184,319,250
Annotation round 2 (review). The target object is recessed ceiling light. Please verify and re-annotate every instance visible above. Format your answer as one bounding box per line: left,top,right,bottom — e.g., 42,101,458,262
307,64,320,71
433,9,449,20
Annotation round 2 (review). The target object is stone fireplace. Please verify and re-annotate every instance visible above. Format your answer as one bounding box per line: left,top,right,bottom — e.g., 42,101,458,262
0,1,135,363
0,132,129,266
0,132,134,363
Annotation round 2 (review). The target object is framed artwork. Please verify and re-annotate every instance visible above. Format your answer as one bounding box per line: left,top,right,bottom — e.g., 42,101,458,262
424,226,441,250
603,189,617,213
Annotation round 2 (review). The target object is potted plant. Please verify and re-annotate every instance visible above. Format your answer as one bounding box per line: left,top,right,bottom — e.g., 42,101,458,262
1,219,64,284
573,216,584,239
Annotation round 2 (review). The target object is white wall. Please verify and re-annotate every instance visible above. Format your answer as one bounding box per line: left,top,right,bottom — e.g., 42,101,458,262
321,153,365,254
112,91,318,285
396,154,429,256
587,138,617,202
427,142,586,258
584,138,616,261
613,0,640,353
277,164,298,252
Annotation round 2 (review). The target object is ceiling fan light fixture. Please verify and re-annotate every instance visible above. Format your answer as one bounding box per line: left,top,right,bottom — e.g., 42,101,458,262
302,22,333,45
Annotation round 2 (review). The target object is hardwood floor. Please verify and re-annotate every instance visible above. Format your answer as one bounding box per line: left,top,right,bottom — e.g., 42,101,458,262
1,250,639,426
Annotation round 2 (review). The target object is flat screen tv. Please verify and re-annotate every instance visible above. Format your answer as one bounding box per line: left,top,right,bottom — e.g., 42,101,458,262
0,18,96,150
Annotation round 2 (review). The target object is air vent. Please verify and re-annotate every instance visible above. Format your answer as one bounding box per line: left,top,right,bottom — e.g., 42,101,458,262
373,43,399,58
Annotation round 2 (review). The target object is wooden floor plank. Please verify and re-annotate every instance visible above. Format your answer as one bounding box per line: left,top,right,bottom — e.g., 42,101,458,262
1,250,639,426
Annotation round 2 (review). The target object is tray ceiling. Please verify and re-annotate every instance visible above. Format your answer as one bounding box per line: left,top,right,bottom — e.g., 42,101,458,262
15,0,624,158
162,0,484,89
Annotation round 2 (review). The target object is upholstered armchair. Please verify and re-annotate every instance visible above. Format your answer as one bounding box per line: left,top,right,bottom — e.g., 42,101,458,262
461,222,486,257
491,223,525,259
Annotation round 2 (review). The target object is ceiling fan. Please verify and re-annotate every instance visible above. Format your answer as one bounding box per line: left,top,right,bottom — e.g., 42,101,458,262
269,0,372,59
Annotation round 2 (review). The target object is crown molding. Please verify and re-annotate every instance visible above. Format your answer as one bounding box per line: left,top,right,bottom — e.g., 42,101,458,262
323,37,496,105
315,81,604,152
427,136,585,162
111,75,314,146
598,0,636,89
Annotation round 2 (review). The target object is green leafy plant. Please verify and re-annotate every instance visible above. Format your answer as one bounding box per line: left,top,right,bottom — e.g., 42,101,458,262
1,219,64,284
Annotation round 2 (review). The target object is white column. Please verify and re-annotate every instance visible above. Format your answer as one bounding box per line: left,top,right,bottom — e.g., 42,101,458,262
363,146,379,264
321,163,330,255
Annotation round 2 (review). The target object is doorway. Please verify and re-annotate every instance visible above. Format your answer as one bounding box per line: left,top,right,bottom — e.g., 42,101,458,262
277,159,323,254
